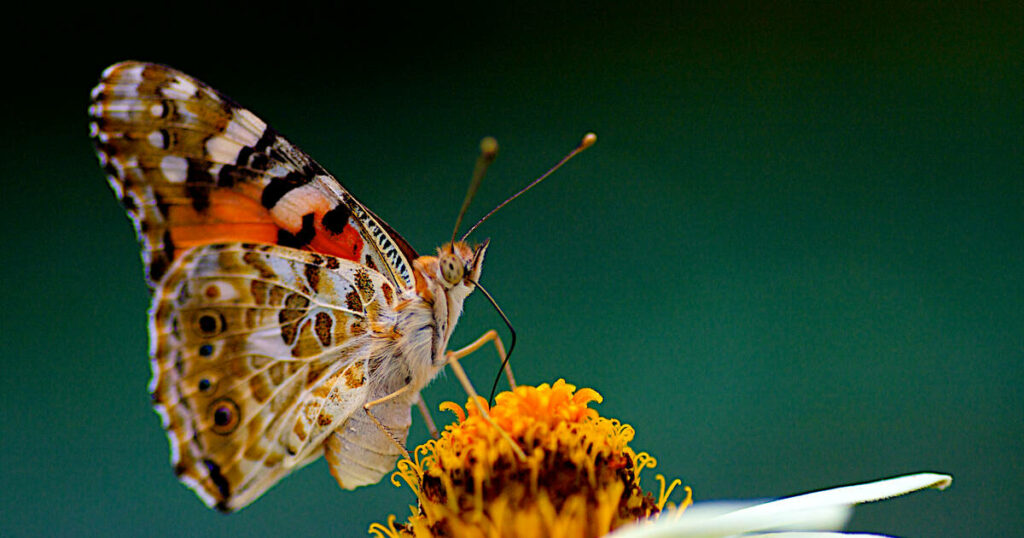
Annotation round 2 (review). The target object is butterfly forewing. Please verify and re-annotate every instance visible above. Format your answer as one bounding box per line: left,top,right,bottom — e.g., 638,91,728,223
89,61,418,290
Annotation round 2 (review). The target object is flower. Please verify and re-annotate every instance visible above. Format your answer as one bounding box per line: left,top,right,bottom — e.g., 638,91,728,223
369,379,686,538
370,379,951,538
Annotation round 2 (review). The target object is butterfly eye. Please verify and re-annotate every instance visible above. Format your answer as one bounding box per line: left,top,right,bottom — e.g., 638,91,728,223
439,253,464,286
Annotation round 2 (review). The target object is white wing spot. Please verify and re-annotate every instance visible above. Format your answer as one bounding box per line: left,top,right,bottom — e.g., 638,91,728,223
205,135,245,163
100,101,132,121
121,64,145,84
149,102,166,117
148,130,168,149
161,155,188,183
162,76,199,100
235,108,267,135
202,280,240,301
123,156,139,173
88,122,99,138
267,164,289,178
273,183,332,231
100,63,121,80
223,116,260,147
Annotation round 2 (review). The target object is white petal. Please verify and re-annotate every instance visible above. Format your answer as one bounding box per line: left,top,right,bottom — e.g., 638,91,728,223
609,504,852,538
610,472,951,538
743,534,893,538
713,473,952,524
677,500,853,531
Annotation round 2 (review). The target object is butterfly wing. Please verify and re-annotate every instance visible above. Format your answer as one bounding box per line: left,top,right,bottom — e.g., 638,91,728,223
89,61,419,510
89,61,418,290
151,242,405,511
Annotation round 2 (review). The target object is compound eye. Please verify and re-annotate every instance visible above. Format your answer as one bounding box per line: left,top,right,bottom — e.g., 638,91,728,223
439,253,464,286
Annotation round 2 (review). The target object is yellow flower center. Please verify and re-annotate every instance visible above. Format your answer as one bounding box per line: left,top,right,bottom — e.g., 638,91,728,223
371,379,681,538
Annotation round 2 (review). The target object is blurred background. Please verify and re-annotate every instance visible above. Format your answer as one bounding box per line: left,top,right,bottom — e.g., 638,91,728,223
2,3,1020,536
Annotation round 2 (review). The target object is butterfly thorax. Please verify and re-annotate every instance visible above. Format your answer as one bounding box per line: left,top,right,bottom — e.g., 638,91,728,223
395,240,488,390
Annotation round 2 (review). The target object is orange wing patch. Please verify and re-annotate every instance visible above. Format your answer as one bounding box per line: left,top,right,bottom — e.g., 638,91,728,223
164,189,278,250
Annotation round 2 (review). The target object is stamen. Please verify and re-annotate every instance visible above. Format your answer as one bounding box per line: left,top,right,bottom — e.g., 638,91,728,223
656,474,684,511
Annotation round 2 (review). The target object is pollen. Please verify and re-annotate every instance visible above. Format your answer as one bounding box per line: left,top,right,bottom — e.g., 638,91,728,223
370,379,679,538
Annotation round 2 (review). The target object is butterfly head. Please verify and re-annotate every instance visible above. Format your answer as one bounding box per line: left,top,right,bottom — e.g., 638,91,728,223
437,239,488,291
412,239,489,302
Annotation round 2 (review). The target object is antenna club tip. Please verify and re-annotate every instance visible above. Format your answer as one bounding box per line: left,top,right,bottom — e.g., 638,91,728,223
581,132,597,149
479,136,499,157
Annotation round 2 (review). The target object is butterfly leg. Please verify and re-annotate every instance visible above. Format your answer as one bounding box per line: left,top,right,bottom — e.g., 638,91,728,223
363,384,417,461
448,329,516,389
444,339,526,460
413,392,440,440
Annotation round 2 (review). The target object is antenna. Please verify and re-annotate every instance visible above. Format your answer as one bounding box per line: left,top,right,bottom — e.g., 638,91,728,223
451,137,499,244
449,132,598,402
460,132,596,241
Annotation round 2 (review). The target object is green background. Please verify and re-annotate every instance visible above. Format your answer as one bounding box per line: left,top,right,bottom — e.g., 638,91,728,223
3,3,1021,536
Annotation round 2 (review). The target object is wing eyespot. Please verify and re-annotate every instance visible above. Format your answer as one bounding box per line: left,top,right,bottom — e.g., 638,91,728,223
195,309,226,337
209,398,240,435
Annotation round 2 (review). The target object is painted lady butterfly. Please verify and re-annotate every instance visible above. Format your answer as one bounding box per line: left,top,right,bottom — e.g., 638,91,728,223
87,61,551,512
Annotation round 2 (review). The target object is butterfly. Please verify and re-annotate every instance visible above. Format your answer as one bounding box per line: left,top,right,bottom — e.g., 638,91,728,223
88,61,530,512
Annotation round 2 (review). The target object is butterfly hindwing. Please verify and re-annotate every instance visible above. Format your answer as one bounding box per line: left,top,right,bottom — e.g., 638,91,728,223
150,242,402,511
89,61,418,289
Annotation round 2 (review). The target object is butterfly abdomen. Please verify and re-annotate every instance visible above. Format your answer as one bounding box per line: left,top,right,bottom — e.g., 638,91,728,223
324,398,411,489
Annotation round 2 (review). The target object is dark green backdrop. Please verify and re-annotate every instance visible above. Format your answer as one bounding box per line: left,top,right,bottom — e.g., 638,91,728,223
3,4,1021,536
